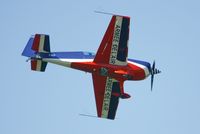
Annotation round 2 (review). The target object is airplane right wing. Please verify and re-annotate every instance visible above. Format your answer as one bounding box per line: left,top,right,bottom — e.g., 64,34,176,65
94,15,130,66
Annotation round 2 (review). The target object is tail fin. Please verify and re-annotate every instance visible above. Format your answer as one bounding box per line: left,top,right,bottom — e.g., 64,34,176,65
22,34,51,72
31,34,50,53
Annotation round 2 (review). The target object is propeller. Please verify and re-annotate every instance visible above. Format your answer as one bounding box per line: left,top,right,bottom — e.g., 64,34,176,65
150,61,161,91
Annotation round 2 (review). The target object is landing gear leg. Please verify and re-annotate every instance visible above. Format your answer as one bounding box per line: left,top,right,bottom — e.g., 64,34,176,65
119,81,131,99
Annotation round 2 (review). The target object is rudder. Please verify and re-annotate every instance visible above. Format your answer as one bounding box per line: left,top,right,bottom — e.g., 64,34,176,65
32,34,50,53
22,34,51,72
31,34,50,72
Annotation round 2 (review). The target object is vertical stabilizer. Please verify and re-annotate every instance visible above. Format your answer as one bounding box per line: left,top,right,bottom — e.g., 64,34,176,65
22,34,51,72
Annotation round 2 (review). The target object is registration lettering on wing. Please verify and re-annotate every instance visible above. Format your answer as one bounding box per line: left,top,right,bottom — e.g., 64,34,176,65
101,16,123,118
109,16,122,65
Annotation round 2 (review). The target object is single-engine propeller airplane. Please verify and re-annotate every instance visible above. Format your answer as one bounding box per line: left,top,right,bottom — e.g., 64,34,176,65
22,15,161,120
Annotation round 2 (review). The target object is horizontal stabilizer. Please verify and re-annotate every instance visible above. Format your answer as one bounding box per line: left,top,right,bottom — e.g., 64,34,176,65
31,60,47,72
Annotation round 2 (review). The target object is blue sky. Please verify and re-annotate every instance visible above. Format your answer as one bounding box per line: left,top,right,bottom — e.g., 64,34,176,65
0,0,200,134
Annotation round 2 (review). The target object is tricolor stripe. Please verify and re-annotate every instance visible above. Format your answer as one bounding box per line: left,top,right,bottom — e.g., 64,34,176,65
30,34,50,72
32,34,50,53
31,60,47,72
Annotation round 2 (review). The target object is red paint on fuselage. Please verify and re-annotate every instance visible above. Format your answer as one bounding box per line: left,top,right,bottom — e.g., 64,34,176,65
71,61,147,81
127,63,146,80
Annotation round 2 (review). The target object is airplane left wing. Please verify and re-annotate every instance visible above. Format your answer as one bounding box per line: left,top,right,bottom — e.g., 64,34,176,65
92,74,121,120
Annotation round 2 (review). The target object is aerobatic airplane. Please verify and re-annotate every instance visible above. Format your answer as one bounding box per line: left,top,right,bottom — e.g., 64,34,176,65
22,15,160,120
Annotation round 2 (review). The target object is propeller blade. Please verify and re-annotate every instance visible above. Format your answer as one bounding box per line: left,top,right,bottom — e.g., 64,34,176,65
151,74,154,91
150,60,161,91
151,60,155,91
152,61,155,74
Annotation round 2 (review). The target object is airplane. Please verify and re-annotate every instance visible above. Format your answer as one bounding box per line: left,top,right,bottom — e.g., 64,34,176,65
22,15,161,120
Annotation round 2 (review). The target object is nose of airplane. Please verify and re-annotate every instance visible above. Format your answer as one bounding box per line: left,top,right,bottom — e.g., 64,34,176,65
142,61,151,77
145,62,151,76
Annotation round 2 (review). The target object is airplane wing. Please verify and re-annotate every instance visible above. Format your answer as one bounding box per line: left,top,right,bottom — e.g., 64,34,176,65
94,15,130,66
92,15,130,119
92,74,120,120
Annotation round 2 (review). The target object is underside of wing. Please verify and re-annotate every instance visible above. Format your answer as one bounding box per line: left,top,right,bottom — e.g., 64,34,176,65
92,74,121,120
94,15,130,66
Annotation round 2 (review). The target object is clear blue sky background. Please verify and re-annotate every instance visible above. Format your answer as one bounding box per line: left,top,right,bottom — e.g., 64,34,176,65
0,0,200,134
